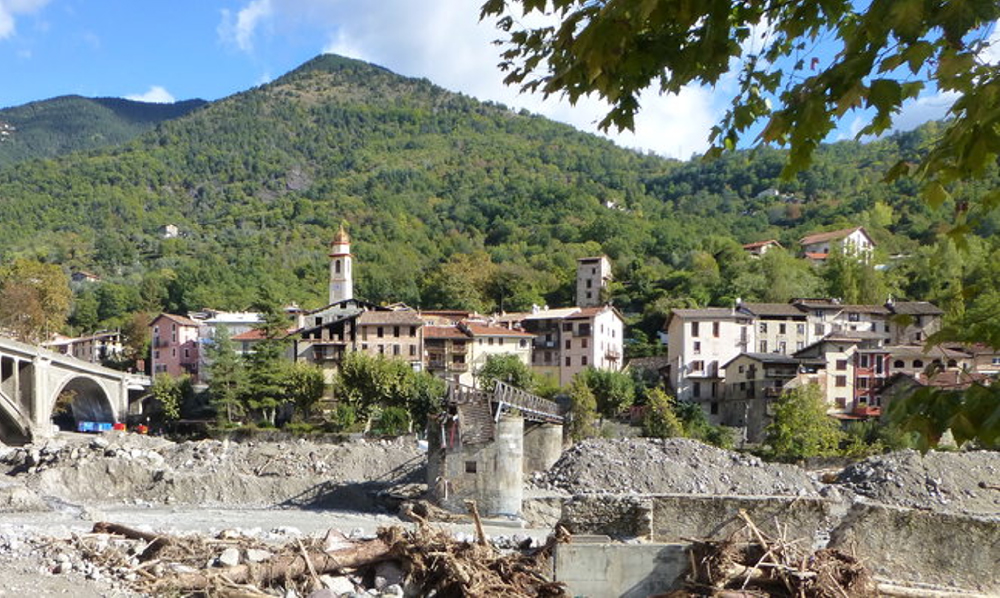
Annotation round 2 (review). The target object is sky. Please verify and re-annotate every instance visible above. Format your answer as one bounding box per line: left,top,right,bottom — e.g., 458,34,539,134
0,0,989,160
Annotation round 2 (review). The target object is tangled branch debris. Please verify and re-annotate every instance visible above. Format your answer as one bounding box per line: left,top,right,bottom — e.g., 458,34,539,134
670,510,877,598
70,520,567,597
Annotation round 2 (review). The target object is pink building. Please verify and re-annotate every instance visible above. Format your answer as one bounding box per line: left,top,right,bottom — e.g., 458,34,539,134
150,313,202,381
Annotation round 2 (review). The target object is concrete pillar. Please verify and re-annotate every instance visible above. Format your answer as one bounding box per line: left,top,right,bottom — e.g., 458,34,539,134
488,415,523,517
523,423,564,474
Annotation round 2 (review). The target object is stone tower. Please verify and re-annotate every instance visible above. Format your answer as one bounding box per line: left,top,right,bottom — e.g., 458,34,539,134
329,224,353,304
576,255,612,307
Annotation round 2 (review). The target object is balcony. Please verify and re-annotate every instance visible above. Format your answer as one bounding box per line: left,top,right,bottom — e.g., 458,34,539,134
451,344,468,354
428,360,446,370
853,404,881,417
450,362,469,372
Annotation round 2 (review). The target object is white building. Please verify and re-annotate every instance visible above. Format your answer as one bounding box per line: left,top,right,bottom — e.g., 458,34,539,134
424,321,534,387
799,226,875,263
512,305,625,386
664,307,753,413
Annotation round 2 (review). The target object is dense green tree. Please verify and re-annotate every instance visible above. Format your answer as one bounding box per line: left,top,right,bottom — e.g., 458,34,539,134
70,288,100,333
766,383,844,460
336,351,444,431
284,362,326,422
567,374,598,441
475,353,535,393
149,374,191,422
580,367,635,419
206,326,247,424
642,388,684,439
244,298,293,425
0,258,73,342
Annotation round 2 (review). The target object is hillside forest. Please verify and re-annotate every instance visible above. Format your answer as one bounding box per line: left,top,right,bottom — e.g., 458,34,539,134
0,54,998,359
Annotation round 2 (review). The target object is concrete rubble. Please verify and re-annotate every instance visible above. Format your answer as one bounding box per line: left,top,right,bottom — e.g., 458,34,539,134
0,432,997,596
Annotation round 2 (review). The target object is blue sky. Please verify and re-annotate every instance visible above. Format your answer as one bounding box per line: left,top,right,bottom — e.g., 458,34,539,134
0,1,987,159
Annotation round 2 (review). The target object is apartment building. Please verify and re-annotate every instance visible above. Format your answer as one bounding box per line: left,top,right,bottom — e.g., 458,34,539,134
518,305,625,386
664,307,753,408
149,313,201,380
424,321,533,387
576,255,612,308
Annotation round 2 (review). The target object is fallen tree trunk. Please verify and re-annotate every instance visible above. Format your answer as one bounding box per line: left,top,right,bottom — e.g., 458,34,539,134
152,538,391,592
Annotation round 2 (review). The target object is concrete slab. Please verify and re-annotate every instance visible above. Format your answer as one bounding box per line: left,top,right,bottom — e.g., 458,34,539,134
554,543,687,598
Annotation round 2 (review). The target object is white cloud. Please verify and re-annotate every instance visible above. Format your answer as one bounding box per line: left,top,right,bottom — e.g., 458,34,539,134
980,20,1000,65
218,0,273,52
0,0,50,40
126,86,176,104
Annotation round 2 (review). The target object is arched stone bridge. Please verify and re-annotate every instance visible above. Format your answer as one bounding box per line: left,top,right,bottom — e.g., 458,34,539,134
0,336,151,445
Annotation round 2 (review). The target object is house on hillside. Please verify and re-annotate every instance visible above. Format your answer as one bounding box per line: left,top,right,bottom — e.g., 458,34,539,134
720,352,822,442
576,255,613,307
44,330,124,364
742,239,782,257
885,300,944,344
791,331,890,417
424,321,534,387
799,226,874,264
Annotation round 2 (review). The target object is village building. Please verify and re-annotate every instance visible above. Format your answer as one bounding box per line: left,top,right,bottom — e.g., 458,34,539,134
664,307,753,411
885,300,944,344
44,330,124,364
791,331,890,416
576,255,612,308
517,305,624,386
888,345,972,377
355,309,424,367
719,352,820,442
737,301,811,354
149,313,202,380
424,321,534,387
799,226,875,264
741,239,782,257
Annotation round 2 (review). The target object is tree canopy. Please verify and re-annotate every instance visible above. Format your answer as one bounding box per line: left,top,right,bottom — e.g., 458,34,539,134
481,0,1000,210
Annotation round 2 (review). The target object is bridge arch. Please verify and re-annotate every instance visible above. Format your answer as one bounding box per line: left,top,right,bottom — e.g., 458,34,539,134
51,376,116,429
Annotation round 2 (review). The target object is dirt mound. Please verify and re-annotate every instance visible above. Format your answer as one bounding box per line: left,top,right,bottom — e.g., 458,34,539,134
533,438,823,496
837,450,1000,517
1,432,425,511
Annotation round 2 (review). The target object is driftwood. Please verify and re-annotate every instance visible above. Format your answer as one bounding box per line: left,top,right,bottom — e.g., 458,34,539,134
154,538,391,592
92,521,173,560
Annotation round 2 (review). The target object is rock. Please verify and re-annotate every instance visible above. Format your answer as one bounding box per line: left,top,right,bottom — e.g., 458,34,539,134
379,584,404,597
374,561,405,589
320,575,357,594
217,547,241,567
308,590,339,598
245,548,273,563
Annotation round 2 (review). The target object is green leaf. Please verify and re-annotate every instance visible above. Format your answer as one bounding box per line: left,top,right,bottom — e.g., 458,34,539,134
922,181,950,209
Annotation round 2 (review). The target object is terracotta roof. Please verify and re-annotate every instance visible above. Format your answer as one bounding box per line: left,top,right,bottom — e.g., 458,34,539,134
742,240,781,250
462,322,534,337
357,310,424,325
888,301,944,316
799,226,869,246
423,325,469,340
231,327,295,341
154,313,202,327
740,303,807,317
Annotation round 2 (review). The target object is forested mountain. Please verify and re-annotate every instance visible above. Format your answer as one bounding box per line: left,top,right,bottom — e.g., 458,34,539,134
0,54,997,346
0,96,206,167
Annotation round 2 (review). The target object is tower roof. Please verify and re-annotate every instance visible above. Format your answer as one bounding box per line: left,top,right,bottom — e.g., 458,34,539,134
332,223,350,246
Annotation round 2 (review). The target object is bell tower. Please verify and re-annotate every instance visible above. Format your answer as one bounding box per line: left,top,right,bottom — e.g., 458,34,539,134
329,224,353,304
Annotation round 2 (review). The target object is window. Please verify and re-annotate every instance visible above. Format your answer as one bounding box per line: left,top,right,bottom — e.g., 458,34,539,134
849,312,860,322
814,324,824,336
409,345,416,357
759,340,768,353
393,326,400,337
565,356,571,366
796,341,804,350
498,338,504,346
183,348,190,358
947,359,957,368
836,397,847,408
836,375,847,387
740,382,746,390
586,279,592,288
693,341,701,355
171,348,176,357
913,359,924,368
582,356,588,366
860,354,870,368
836,359,848,370
488,337,495,345
712,322,720,337
759,322,768,333
410,326,417,337
710,401,719,415
779,323,786,335
465,461,477,474
582,338,588,349
693,382,701,397
893,360,905,368
335,259,341,274
562,323,573,332
992,357,1000,365
691,322,700,337
691,360,704,372
778,341,786,353
738,365,744,373
797,324,805,335
519,339,527,348
154,350,160,359
377,327,384,338
586,292,592,300
378,345,385,354
858,377,869,389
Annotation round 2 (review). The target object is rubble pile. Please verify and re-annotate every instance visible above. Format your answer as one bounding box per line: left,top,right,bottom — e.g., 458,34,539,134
532,438,824,496
0,521,565,598
837,449,1000,517
0,433,425,511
